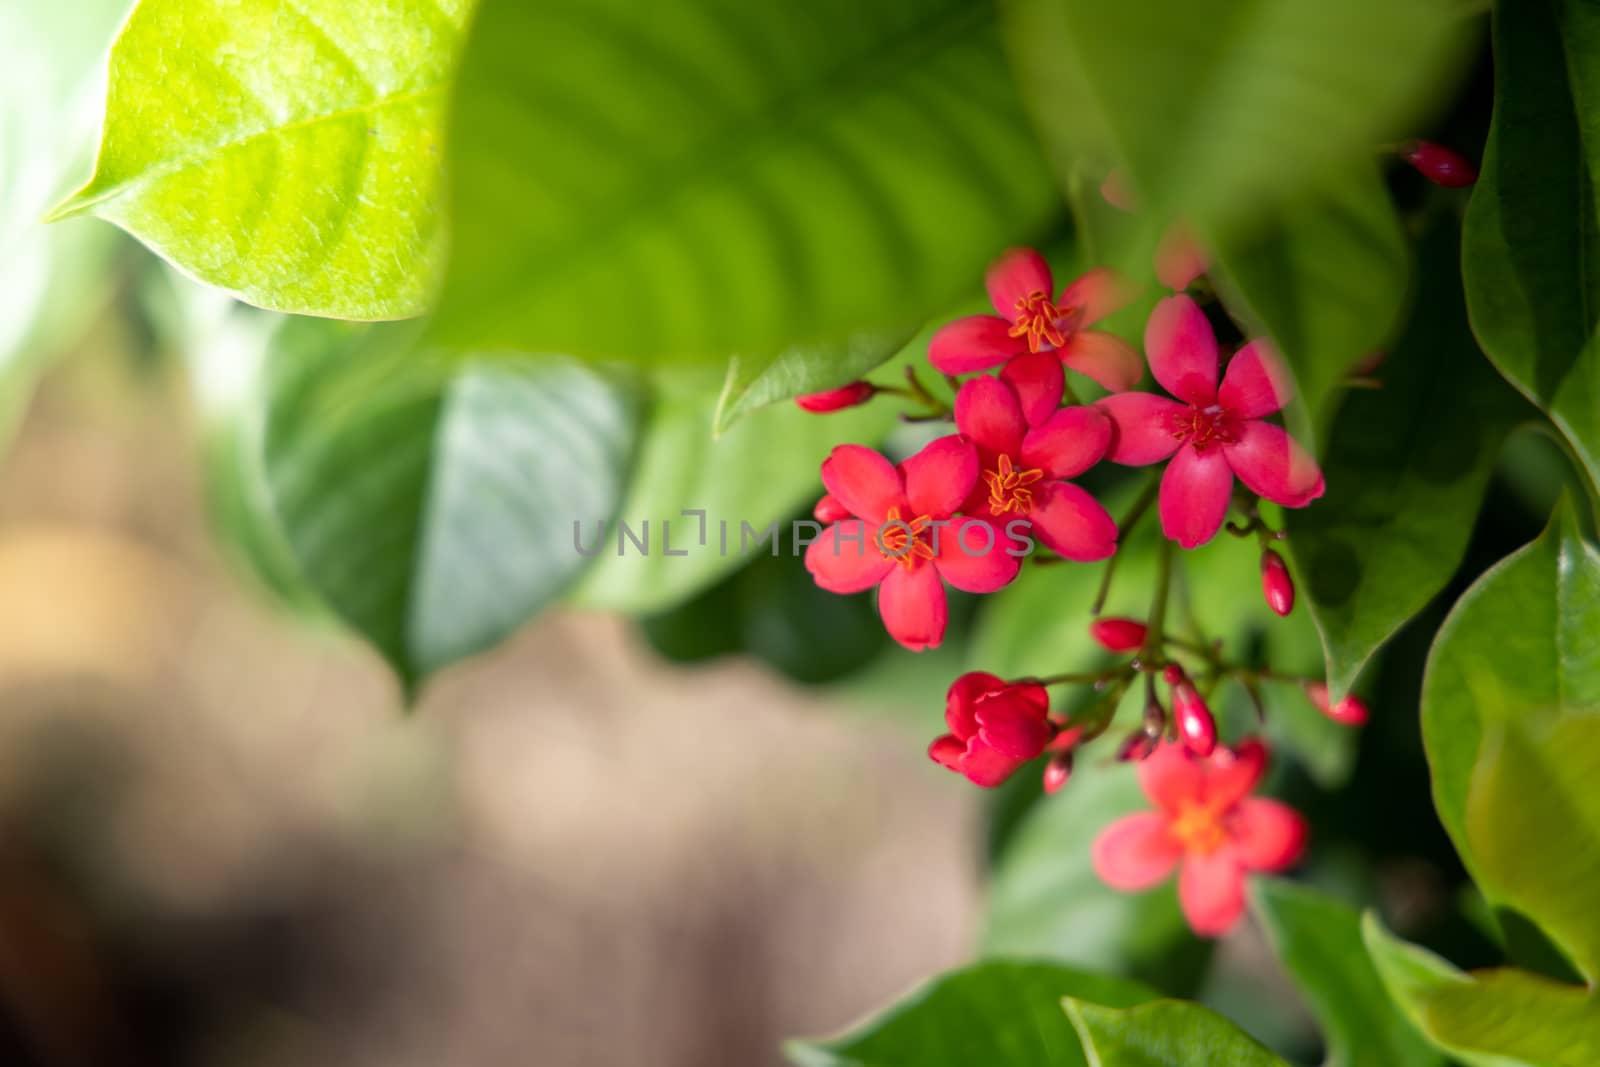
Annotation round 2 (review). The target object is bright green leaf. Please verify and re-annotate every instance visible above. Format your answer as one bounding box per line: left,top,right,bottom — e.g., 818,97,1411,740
786,961,1155,1067
1363,914,1600,1067
260,318,639,686
1421,499,1600,979
1462,0,1600,496
1063,998,1290,1067
1250,881,1442,1067
53,0,473,320
1286,217,1527,699
431,0,1061,363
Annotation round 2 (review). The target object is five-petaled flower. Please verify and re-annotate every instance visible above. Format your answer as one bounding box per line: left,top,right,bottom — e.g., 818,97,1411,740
929,248,1143,392
953,352,1119,562
928,671,1058,787
1098,295,1325,548
805,438,1022,651
1092,738,1307,937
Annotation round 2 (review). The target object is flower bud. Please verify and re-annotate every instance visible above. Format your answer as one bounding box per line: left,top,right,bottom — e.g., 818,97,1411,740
1172,682,1217,757
1117,729,1156,762
795,381,875,413
1090,617,1147,653
814,493,851,524
1305,682,1370,726
1043,750,1074,795
1401,141,1478,188
1261,549,1295,617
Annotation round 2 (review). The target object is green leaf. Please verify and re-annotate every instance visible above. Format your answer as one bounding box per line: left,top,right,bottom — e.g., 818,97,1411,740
259,318,639,686
1363,915,1600,1067
431,0,1061,363
714,327,917,434
568,368,900,615
786,961,1155,1067
1250,881,1442,1067
1063,998,1290,1067
1001,0,1458,250
1462,0,1600,496
1286,217,1527,699
53,0,472,320
1421,499,1600,979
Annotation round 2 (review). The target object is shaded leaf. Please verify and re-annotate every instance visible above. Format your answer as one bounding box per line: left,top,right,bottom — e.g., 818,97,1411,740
1063,998,1290,1067
715,328,917,434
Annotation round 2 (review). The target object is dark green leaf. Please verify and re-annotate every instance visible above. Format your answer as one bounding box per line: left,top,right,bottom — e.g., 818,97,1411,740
432,0,1060,364
1364,914,1600,1067
1250,880,1442,1067
1286,217,1527,699
1463,0,1600,495
1063,998,1290,1067
787,961,1155,1067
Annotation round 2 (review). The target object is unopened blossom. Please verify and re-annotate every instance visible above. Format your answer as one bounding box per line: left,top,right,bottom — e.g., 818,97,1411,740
953,352,1118,561
1167,670,1217,757
1043,750,1075,794
1093,739,1306,937
1090,617,1148,653
795,381,875,413
1401,140,1478,188
1261,549,1295,616
929,248,1142,391
1099,295,1325,548
1306,682,1370,726
805,439,1021,651
928,672,1055,787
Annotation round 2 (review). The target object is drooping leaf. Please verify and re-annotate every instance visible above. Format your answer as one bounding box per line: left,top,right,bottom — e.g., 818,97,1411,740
1063,998,1291,1067
786,961,1155,1067
1286,217,1528,699
1462,0,1600,495
258,318,639,686
1250,881,1442,1067
1421,499,1600,980
1364,914,1600,1067
714,328,917,434
53,0,473,320
431,0,1061,363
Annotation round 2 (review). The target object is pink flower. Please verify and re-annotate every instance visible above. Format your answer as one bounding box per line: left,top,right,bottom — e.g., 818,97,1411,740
1092,739,1307,937
1098,295,1325,548
805,438,1021,651
928,672,1054,787
1154,226,1208,291
952,352,1118,562
929,249,1143,392
795,381,875,413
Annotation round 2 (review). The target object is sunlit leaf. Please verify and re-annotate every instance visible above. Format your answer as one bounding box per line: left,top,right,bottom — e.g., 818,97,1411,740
1063,998,1290,1066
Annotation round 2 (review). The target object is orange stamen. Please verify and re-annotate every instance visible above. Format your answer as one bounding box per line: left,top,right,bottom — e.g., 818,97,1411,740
1007,290,1076,353
877,506,936,571
983,454,1046,515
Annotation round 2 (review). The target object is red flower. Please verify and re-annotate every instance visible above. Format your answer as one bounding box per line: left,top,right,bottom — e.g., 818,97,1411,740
805,438,1020,651
1099,295,1325,548
1092,739,1307,937
929,249,1142,392
952,353,1118,561
795,381,875,413
928,672,1054,787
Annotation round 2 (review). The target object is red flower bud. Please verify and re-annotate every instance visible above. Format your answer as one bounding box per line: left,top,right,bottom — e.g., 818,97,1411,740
1090,617,1147,653
1172,683,1217,757
1261,549,1295,617
795,381,875,413
1401,141,1478,188
813,493,851,524
1161,664,1184,686
1117,729,1157,762
1305,682,1370,726
1043,750,1074,795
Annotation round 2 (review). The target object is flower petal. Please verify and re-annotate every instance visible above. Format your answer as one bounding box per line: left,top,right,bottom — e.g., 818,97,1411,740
1178,851,1247,937
1145,294,1219,405
1092,812,1183,890
945,672,1003,738
1138,741,1205,811
934,518,1022,593
1058,330,1145,392
1160,444,1234,548
1097,393,1186,465
1154,225,1208,291
903,435,979,518
928,733,965,770
1223,420,1325,508
987,247,1055,317
929,315,1021,374
1028,482,1118,562
804,520,894,593
1219,340,1295,419
1229,798,1308,872
877,562,948,651
1204,738,1269,808
1000,351,1066,427
955,376,1027,460
975,698,1054,759
820,444,904,521
959,740,1028,788
1022,406,1112,480
1059,266,1133,327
